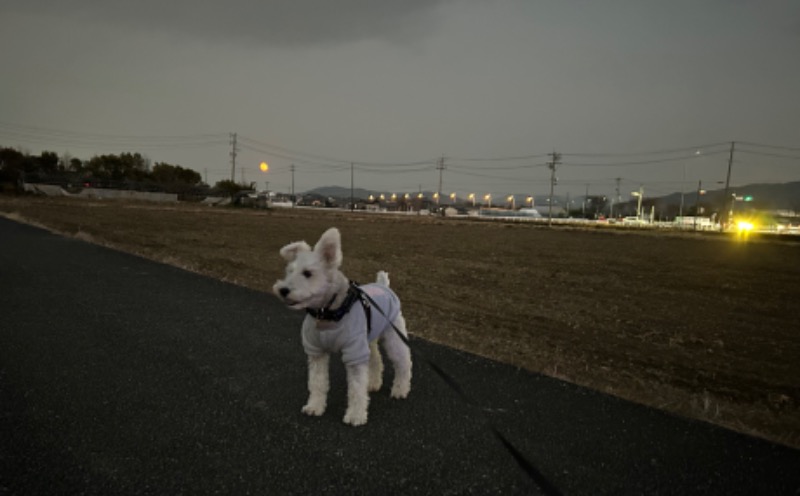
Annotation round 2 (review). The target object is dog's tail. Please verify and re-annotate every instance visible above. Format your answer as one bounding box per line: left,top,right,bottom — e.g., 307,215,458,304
376,270,390,287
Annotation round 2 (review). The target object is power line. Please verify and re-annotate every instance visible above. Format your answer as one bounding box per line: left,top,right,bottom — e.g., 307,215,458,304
562,150,729,167
2,120,797,200
737,141,800,153
735,149,800,161
448,153,550,162
563,142,731,158
0,122,227,149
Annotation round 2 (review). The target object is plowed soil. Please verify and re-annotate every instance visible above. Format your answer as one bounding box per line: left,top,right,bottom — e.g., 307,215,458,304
2,196,798,448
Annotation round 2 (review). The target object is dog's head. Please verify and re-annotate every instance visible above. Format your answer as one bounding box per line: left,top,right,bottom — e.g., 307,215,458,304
272,227,343,310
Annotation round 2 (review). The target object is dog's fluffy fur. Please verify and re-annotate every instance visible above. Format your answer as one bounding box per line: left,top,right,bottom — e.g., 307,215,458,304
273,227,412,426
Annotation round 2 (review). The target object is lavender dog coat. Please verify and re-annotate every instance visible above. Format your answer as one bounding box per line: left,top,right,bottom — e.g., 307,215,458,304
302,283,401,366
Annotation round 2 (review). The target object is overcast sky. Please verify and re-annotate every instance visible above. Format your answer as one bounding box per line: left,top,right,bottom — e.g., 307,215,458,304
2,0,799,199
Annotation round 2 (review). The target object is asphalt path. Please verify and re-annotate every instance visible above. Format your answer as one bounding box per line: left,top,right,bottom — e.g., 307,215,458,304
1,217,798,495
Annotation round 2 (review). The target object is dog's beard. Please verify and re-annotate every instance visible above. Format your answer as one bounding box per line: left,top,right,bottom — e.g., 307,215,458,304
275,279,334,310
285,296,306,309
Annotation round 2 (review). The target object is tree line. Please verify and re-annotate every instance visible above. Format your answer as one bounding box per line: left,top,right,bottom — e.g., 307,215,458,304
0,147,251,196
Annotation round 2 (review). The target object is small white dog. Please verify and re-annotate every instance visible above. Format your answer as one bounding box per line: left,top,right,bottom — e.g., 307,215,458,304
273,227,412,426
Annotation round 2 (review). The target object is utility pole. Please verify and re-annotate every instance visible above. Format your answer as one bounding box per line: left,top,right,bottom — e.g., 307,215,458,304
350,162,354,212
290,164,296,207
720,141,735,231
547,150,561,226
229,132,238,182
611,177,621,218
694,180,703,231
679,161,687,221
583,183,589,216
436,155,446,204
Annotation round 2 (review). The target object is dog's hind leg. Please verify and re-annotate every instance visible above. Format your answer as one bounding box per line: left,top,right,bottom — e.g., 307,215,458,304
302,354,330,417
382,313,412,399
368,341,384,392
343,363,370,426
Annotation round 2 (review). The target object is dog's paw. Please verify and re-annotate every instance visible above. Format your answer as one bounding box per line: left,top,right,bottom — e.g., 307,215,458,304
390,383,410,399
301,403,326,417
343,409,368,426
368,378,383,393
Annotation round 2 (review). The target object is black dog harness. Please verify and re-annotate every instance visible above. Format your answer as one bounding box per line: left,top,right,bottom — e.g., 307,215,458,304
306,281,372,334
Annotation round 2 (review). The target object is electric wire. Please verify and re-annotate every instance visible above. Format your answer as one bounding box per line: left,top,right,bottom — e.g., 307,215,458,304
2,121,797,197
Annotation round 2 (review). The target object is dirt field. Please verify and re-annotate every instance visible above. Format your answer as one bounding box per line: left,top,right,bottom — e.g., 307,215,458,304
2,196,798,448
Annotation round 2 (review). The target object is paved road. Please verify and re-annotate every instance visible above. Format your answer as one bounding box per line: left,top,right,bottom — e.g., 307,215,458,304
1,217,798,495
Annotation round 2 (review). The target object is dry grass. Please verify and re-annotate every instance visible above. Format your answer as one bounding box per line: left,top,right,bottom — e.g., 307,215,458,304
2,196,799,448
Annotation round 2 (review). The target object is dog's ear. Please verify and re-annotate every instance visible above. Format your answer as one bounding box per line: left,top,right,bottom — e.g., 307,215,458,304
279,241,311,262
314,228,342,268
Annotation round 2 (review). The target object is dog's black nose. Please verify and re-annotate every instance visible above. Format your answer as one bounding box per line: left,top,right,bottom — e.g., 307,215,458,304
279,287,291,297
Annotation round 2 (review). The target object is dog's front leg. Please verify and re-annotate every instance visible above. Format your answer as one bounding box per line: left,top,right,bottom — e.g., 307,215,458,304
302,354,330,417
343,363,369,426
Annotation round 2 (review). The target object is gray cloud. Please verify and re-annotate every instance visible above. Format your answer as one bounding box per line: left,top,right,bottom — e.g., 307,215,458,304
6,0,450,47
3,0,799,196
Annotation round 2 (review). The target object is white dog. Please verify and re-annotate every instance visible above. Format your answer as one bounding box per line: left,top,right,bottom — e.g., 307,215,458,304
273,227,412,426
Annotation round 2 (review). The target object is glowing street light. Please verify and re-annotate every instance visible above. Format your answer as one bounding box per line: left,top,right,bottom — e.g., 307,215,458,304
484,194,492,208
507,195,515,210
259,161,270,194
526,196,534,207
468,193,475,206
450,192,456,203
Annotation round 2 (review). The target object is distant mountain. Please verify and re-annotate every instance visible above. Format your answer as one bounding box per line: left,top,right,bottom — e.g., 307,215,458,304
303,186,379,199
653,181,800,211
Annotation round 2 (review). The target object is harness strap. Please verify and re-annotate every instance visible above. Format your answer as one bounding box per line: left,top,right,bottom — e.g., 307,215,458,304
351,281,373,337
350,283,408,346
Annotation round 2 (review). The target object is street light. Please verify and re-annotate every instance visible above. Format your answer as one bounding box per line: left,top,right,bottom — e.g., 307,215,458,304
631,186,644,219
484,194,492,208
526,196,533,207
468,193,475,207
507,195,515,210
259,161,270,199
450,192,456,204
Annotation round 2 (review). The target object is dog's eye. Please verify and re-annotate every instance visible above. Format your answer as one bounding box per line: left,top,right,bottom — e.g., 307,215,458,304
302,270,312,278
